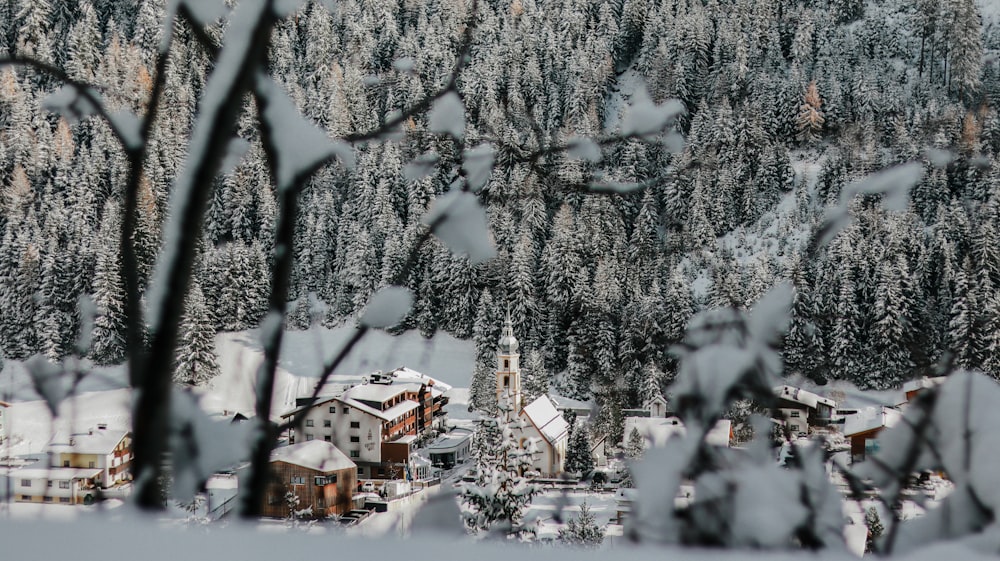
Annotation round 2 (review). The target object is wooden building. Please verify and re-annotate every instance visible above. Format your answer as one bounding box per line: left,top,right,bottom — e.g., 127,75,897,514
263,441,357,518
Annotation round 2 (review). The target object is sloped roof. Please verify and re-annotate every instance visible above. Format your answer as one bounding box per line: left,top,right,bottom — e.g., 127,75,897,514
389,367,453,392
773,385,836,409
521,396,569,445
270,441,356,473
48,430,128,456
844,406,901,437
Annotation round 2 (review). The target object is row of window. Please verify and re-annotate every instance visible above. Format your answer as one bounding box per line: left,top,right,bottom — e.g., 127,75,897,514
21,480,72,489
303,434,361,443
305,419,361,429
288,475,340,485
21,495,71,503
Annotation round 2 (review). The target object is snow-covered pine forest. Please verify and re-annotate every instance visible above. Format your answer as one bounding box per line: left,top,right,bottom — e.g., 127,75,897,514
1,0,998,452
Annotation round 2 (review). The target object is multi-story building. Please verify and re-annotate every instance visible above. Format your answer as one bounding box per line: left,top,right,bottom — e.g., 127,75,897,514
282,368,450,479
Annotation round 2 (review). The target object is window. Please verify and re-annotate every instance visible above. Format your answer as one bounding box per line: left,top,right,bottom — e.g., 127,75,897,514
504,376,509,387
342,407,349,413
350,421,360,429
60,497,70,504
504,359,509,369
324,435,332,442
323,419,331,427
47,481,52,488
63,461,69,467
306,419,314,427
291,476,305,484
306,434,314,441
350,436,360,443
20,495,30,501
59,481,70,489
350,450,360,458
20,479,30,487
329,406,336,414
789,411,800,418
44,496,53,503
315,477,327,486
88,461,95,468
328,474,337,484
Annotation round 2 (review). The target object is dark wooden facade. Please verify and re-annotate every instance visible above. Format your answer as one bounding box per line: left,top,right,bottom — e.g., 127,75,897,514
262,461,357,518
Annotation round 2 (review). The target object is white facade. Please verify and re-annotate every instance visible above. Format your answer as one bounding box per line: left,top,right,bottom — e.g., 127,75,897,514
11,467,102,504
292,398,385,465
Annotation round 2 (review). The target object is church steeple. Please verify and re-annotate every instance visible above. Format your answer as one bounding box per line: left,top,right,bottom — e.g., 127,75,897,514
496,308,522,411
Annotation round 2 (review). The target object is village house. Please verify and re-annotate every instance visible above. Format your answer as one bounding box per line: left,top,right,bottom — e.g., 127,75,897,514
426,427,473,469
282,367,450,479
12,427,131,504
495,313,569,477
773,385,836,435
844,406,902,464
263,440,357,518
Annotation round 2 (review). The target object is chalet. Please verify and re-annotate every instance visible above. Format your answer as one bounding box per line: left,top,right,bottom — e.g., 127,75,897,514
426,427,473,469
282,368,450,479
773,385,836,434
46,427,132,487
263,441,357,518
495,312,569,476
844,406,901,464
13,427,131,504
623,395,670,419
0,400,8,445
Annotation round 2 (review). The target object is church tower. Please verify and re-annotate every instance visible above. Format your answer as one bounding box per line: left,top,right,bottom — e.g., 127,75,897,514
496,310,521,412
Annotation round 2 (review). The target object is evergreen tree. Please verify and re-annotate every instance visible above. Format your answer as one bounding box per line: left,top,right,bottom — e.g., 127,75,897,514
558,500,604,548
174,283,219,386
565,421,594,476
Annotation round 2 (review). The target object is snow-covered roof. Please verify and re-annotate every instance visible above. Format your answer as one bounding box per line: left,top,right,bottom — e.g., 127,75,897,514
623,417,731,448
390,434,418,444
773,385,836,409
343,383,411,404
546,393,593,414
426,428,473,452
902,376,946,397
388,366,453,392
47,430,129,456
270,441,356,473
521,396,569,445
844,406,902,437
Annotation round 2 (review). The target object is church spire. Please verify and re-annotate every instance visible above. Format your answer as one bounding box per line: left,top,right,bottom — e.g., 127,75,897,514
498,306,519,354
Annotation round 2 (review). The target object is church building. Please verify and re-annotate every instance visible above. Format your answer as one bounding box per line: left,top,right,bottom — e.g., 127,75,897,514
495,313,568,477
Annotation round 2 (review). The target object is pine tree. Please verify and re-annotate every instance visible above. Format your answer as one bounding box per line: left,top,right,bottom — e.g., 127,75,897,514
558,500,604,548
521,349,549,405
565,421,594,476
174,283,219,386
462,411,539,537
865,506,884,553
796,81,825,144
625,427,645,459
90,203,127,364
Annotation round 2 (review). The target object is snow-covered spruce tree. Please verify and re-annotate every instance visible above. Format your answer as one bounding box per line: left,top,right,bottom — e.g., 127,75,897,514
558,500,604,548
462,400,540,538
796,81,825,144
565,421,594,476
90,202,127,364
173,283,218,386
865,506,884,553
520,349,549,405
